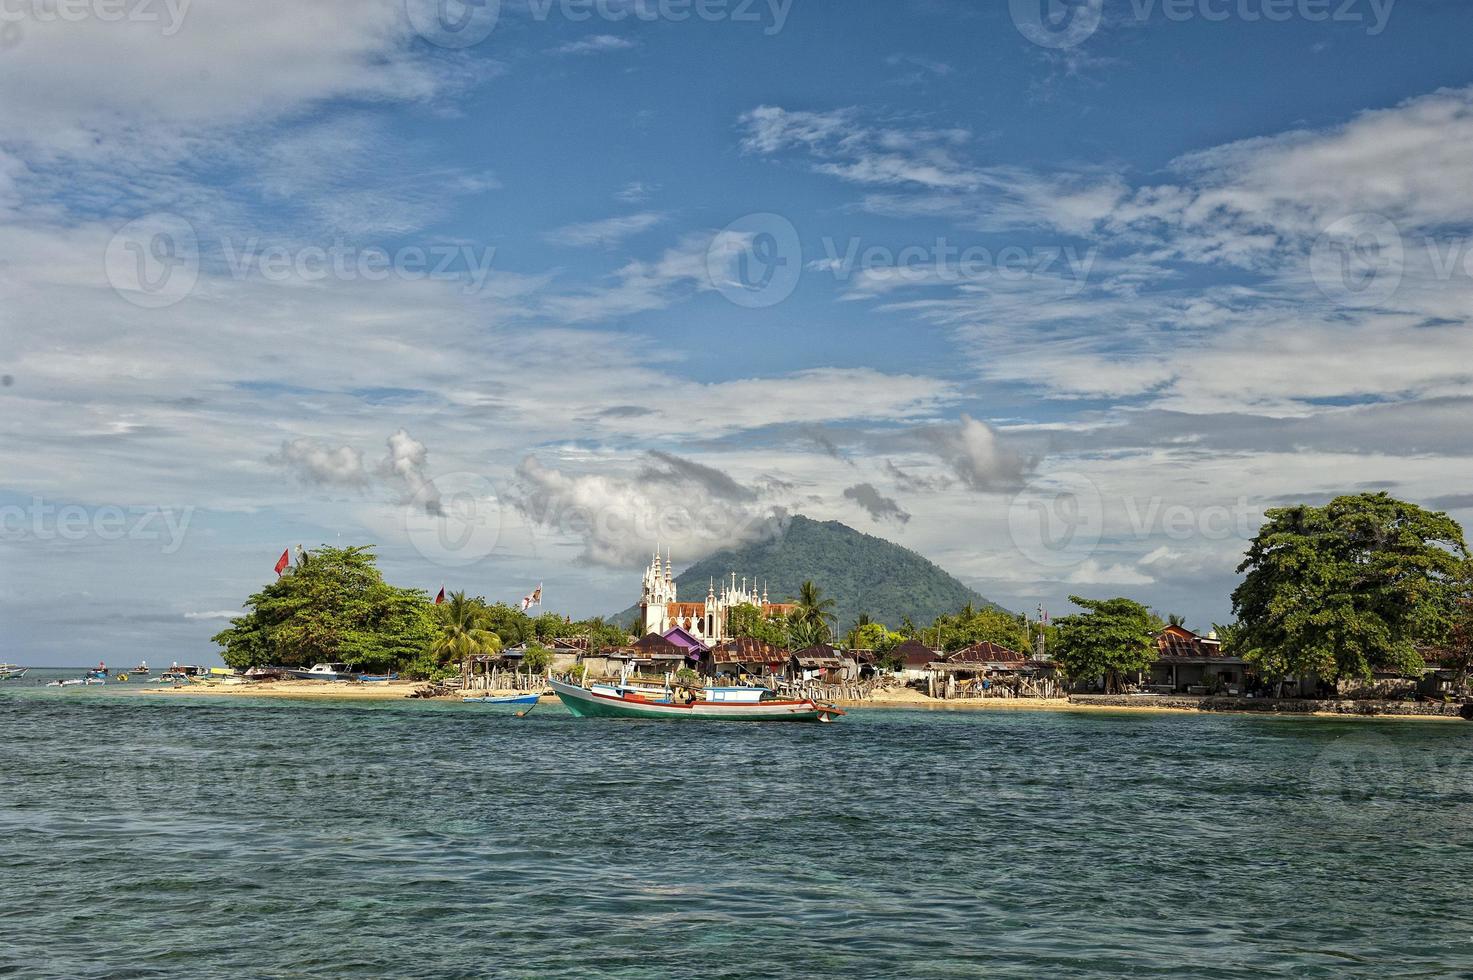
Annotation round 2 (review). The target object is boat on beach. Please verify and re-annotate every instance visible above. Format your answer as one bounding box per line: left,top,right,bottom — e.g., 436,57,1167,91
285,663,358,682
548,678,844,722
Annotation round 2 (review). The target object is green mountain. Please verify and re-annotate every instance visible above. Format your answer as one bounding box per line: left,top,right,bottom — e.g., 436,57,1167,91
614,515,1005,633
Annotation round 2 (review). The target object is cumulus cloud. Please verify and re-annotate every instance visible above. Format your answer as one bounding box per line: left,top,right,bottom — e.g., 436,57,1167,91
272,439,369,487
381,429,442,516
269,430,442,514
915,415,1030,492
510,453,790,567
843,483,911,524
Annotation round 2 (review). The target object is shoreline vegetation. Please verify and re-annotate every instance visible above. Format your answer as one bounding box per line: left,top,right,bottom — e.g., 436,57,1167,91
107,490,1472,724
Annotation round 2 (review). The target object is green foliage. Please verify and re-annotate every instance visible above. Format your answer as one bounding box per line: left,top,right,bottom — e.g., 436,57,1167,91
790,580,837,639
564,662,587,682
848,621,903,656
612,515,1007,633
1053,595,1161,693
1232,493,1468,682
674,666,700,687
427,591,502,667
212,546,437,673
520,644,555,675
786,617,828,650
930,606,1031,654
727,603,788,646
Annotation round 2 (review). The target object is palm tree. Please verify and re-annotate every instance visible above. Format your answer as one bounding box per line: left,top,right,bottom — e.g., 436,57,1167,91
792,580,837,640
1167,613,1187,628
788,617,827,651
429,591,502,667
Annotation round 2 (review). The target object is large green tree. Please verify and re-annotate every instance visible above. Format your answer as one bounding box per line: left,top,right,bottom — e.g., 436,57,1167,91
1052,596,1161,693
1232,493,1467,682
213,546,437,672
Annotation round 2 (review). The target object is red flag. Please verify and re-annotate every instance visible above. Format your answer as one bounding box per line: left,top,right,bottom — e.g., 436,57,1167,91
435,587,446,605
274,549,290,576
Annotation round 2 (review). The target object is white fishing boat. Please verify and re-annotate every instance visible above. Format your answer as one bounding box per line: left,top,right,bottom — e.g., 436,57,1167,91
285,663,359,681
0,664,28,680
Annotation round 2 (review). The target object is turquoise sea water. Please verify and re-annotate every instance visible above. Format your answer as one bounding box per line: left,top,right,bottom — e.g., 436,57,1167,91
3,673,1472,978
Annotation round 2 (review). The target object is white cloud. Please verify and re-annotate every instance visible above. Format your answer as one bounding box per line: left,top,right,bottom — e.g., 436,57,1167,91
543,211,666,248
549,34,637,55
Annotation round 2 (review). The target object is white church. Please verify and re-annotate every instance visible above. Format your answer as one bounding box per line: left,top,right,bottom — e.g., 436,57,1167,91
637,550,795,642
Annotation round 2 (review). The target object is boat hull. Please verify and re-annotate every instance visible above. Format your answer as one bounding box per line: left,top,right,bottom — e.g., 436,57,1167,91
548,679,841,723
462,694,540,707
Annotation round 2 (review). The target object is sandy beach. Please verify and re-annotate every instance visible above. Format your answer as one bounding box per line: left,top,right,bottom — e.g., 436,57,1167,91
140,679,439,701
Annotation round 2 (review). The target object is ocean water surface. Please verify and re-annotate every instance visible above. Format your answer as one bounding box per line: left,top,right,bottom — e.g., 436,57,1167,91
3,673,1472,977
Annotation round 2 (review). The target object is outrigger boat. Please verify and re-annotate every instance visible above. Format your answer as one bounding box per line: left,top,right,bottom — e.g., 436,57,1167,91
0,664,28,680
548,678,844,723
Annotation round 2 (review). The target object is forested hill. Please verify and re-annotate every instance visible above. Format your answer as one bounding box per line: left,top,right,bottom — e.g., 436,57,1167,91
614,515,1006,632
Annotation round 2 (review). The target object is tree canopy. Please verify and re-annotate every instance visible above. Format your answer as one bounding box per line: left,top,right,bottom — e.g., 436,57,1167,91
213,546,437,673
1231,492,1467,682
1052,595,1161,693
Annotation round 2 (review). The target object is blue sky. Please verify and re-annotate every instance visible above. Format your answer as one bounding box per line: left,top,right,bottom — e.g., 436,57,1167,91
4,0,1473,664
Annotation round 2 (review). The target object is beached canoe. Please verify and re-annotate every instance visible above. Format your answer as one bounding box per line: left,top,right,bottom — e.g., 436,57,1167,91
462,694,541,707
548,678,843,723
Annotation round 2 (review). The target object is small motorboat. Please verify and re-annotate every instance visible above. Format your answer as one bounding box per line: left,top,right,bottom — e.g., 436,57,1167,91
132,661,150,676
285,663,359,682
85,665,109,679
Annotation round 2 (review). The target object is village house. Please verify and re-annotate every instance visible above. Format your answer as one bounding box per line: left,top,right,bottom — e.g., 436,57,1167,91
891,638,941,681
703,636,787,679
1146,625,1246,694
789,643,853,682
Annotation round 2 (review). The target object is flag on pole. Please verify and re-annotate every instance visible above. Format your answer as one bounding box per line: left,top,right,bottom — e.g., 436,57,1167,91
435,587,446,605
274,548,290,576
521,584,542,611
